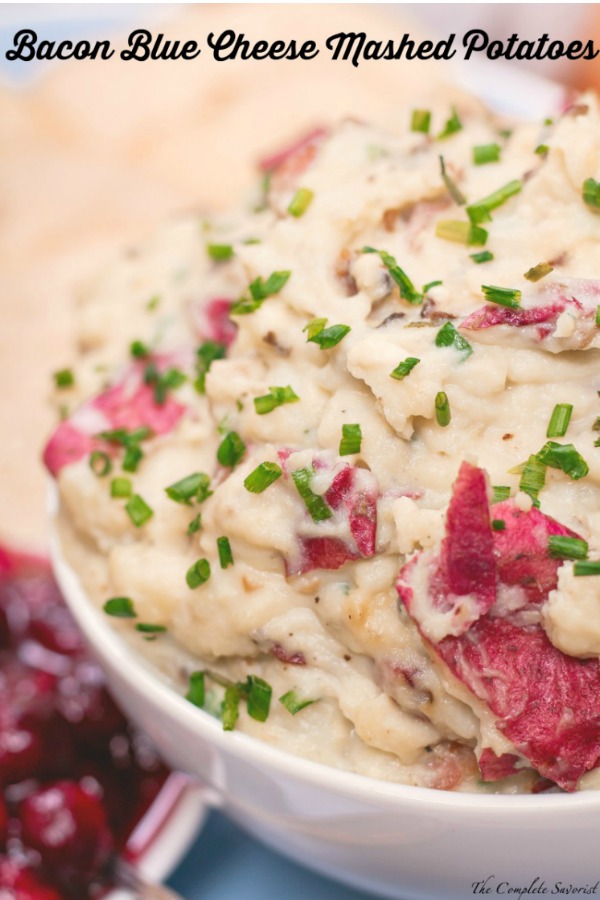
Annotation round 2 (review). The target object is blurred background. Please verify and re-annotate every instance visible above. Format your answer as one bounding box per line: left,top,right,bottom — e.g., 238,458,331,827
0,4,598,896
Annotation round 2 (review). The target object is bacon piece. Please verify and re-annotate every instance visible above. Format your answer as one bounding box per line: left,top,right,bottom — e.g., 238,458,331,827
270,643,306,666
258,127,327,173
478,748,521,782
192,297,237,347
43,365,186,477
398,464,600,791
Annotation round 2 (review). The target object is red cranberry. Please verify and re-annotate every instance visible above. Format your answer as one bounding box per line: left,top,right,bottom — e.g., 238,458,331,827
0,723,44,786
0,794,7,848
56,665,127,749
19,780,114,883
28,605,85,657
0,855,62,899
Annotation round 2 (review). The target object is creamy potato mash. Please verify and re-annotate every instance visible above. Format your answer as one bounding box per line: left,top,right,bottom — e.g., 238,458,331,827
47,94,600,793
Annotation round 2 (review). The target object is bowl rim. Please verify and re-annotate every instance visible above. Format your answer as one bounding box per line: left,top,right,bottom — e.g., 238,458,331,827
49,489,600,813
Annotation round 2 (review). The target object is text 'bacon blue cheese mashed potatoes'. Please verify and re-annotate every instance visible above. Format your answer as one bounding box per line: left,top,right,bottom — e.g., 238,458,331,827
46,94,600,794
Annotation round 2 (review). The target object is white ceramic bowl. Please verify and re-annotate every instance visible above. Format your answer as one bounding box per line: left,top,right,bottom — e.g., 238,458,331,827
49,511,600,900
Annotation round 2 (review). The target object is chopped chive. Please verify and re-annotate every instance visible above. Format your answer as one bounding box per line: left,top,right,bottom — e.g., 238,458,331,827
437,107,462,140
221,684,240,731
147,294,160,311
536,441,589,480
279,690,317,715
544,117,553,126
519,455,546,507
185,672,205,708
103,597,136,618
573,560,600,576
583,178,600,211
135,623,167,634
130,340,150,359
524,262,553,283
54,368,75,389
473,143,501,165
491,519,506,531
89,451,112,477
166,472,212,505
186,558,211,589
492,485,510,504
195,340,227,394
439,155,466,206
288,188,314,217
99,426,152,447
144,364,186,405
244,676,272,722
244,462,282,493
435,220,488,246
217,431,246,468
207,243,234,261
305,322,351,349
470,250,494,264
125,494,154,527
187,513,202,535
303,318,327,341
467,180,522,225
434,321,473,358
411,109,431,134
339,423,362,456
596,305,600,327
390,357,420,380
122,444,143,473
217,536,234,569
423,280,443,293
254,385,299,415
535,144,549,156
110,477,132,499
546,404,573,439
435,391,451,427
548,535,588,560
481,284,522,309
291,467,333,522
593,416,600,433
362,247,423,304
230,270,291,315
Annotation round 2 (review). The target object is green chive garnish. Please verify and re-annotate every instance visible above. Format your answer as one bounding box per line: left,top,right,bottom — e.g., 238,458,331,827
291,467,333,521
195,340,227,394
143,364,186,405
339,424,362,456
439,155,466,206
434,321,473,358
244,462,283,493
54,368,75,389
473,143,501,165
583,178,600,210
518,455,546,507
279,691,317,715
231,270,291,315
362,247,423,305
437,107,462,140
435,220,488,246
103,597,136,618
467,180,522,225
288,188,314,218
130,340,150,359
596,305,600,327
185,671,205,708
423,280,443,293
221,685,240,731
166,472,212,505
411,109,431,134
524,262,553,282
186,558,211,589
470,250,494,264
546,404,573,439
125,494,154,527
135,623,167,634
390,357,420,380
187,513,202,535
207,243,234,261
492,485,511,504
304,320,351,349
435,391,451,427
536,441,589,480
217,431,246,468
254,385,299,415
217,536,234,569
481,285,522,309
574,560,600,576
110,477,132,498
122,444,143,473
535,144,549,156
147,294,160,311
89,451,112,477
491,519,506,531
244,676,272,722
548,535,588,560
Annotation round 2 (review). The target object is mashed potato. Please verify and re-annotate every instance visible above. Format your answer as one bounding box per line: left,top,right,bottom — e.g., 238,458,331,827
47,94,600,793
